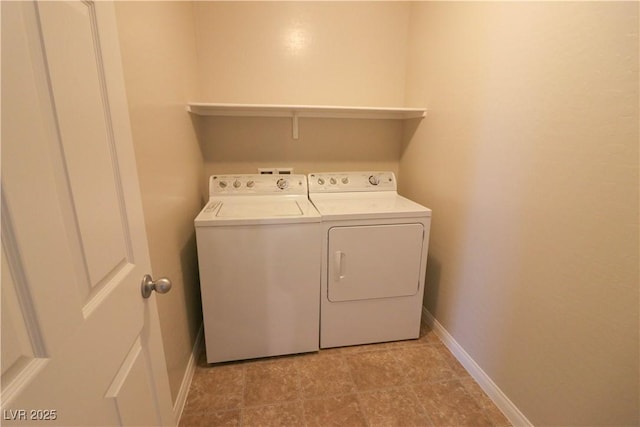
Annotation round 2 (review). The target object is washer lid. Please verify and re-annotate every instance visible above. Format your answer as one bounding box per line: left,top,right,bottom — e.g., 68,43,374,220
195,196,320,226
217,200,302,217
310,192,431,220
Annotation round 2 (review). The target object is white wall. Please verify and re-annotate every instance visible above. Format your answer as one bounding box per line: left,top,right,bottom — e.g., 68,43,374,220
400,2,639,425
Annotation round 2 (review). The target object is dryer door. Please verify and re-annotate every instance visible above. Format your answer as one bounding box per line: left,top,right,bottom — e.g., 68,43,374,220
327,224,424,302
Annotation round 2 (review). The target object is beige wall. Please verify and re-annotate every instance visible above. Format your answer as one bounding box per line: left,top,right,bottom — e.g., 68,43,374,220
400,2,639,425
111,2,639,423
193,2,409,106
192,1,411,180
114,1,204,404
196,116,403,181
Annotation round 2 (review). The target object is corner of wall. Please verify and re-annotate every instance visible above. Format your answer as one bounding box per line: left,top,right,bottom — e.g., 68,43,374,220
422,307,533,427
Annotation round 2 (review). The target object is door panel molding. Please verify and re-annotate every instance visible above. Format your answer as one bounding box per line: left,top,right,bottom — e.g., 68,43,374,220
82,260,133,319
1,195,49,406
35,1,136,309
105,337,158,426
37,0,130,295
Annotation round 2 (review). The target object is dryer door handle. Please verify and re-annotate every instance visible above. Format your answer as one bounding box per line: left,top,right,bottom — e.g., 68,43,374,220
334,251,346,281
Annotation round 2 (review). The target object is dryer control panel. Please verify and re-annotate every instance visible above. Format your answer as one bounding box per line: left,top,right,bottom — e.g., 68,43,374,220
209,174,308,196
308,172,397,193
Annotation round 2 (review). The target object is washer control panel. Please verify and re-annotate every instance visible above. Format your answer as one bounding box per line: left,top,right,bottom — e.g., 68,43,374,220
308,172,397,193
210,174,307,196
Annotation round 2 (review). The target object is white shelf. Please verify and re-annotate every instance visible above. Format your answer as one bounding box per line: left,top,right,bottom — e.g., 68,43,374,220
186,102,426,139
187,103,426,119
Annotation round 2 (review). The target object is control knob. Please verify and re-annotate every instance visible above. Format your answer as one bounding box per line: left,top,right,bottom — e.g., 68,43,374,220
317,178,325,185
330,177,337,185
233,180,242,188
277,178,289,190
219,181,228,188
368,175,380,186
246,180,255,188
341,177,349,184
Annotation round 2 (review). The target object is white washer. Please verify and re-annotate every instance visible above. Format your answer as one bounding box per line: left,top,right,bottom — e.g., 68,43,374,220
308,171,432,348
195,174,321,363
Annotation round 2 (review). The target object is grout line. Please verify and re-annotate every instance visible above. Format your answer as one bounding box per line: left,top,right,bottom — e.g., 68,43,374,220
293,356,309,427
190,329,513,426
238,363,247,426
341,351,371,427
407,383,437,426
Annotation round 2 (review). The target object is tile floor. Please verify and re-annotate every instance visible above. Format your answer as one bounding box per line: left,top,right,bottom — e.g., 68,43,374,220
179,323,511,427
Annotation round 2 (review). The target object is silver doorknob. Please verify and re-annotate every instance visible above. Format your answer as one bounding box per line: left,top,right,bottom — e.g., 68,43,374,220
141,274,172,298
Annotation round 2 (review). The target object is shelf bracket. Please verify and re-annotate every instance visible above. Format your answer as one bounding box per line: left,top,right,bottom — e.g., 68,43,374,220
292,112,299,140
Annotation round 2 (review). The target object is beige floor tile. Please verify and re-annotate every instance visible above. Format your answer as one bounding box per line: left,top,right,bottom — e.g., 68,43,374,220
460,377,511,426
418,323,442,345
178,409,240,427
346,350,408,390
368,338,429,352
242,402,306,427
394,344,457,384
433,344,470,378
184,365,245,413
196,349,208,369
413,380,493,427
359,387,433,427
303,394,367,427
324,336,427,354
244,359,300,406
297,354,356,398
183,340,508,427
319,342,385,355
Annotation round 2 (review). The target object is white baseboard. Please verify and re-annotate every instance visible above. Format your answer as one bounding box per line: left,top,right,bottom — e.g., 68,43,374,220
173,323,204,424
422,308,533,427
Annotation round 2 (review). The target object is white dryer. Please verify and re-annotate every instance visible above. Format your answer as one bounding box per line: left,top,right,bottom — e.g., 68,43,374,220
308,171,431,348
195,174,321,363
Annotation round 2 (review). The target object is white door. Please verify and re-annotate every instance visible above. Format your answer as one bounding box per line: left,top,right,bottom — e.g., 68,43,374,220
1,1,174,426
327,224,424,302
